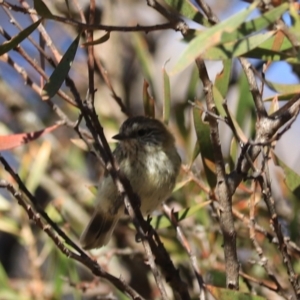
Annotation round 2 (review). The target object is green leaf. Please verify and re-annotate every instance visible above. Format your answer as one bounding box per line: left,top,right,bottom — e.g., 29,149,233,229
265,80,300,95
236,72,255,138
0,263,9,289
193,106,217,188
214,60,232,99
229,137,238,171
256,34,293,52
0,19,42,55
163,0,210,27
143,80,155,117
172,1,258,73
162,61,171,124
186,65,199,99
201,31,275,61
241,47,292,62
151,201,211,229
264,93,297,102
132,33,155,98
82,32,110,46
173,178,192,192
184,3,288,44
207,285,266,300
42,34,80,100
34,0,53,18
274,154,300,199
212,85,226,116
239,3,288,35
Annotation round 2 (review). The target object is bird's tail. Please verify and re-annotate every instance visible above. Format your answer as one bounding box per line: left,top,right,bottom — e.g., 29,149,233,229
80,210,119,249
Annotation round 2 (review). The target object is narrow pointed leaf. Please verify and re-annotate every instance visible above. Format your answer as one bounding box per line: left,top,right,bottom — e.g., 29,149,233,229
162,61,171,124
184,3,288,44
214,60,232,99
202,31,275,61
42,35,80,100
82,32,110,46
274,154,300,199
132,33,154,96
0,19,42,55
229,137,238,171
239,2,288,36
0,124,61,150
0,263,9,286
34,0,53,18
265,80,300,94
236,73,255,137
143,80,155,117
193,106,217,188
264,93,297,102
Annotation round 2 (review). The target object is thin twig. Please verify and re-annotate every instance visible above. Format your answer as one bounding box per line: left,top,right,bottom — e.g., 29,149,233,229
145,0,189,35
258,150,300,297
1,1,176,33
163,204,206,300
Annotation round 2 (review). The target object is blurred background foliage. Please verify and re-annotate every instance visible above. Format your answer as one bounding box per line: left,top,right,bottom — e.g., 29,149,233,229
0,0,300,299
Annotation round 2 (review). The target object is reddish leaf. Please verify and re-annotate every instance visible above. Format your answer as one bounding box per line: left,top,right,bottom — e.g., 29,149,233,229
0,124,61,151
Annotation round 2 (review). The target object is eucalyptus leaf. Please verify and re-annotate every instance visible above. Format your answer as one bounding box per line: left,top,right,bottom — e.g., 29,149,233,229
42,34,80,100
193,107,216,188
274,154,300,199
0,19,42,55
162,61,171,124
34,0,53,18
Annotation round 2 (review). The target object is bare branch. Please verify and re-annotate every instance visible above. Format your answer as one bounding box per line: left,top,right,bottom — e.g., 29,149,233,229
1,1,176,33
195,58,239,289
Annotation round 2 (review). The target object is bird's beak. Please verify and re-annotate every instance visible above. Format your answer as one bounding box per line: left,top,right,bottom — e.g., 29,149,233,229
112,133,126,140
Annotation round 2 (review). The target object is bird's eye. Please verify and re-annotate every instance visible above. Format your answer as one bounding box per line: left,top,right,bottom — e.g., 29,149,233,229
137,128,153,137
137,129,148,136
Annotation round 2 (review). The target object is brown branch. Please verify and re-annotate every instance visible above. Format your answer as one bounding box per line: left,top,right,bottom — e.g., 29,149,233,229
145,0,189,35
195,58,239,289
1,1,176,33
194,0,218,25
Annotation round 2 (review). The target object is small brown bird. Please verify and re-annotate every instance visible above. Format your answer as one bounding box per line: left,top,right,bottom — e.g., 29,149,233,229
80,116,181,249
